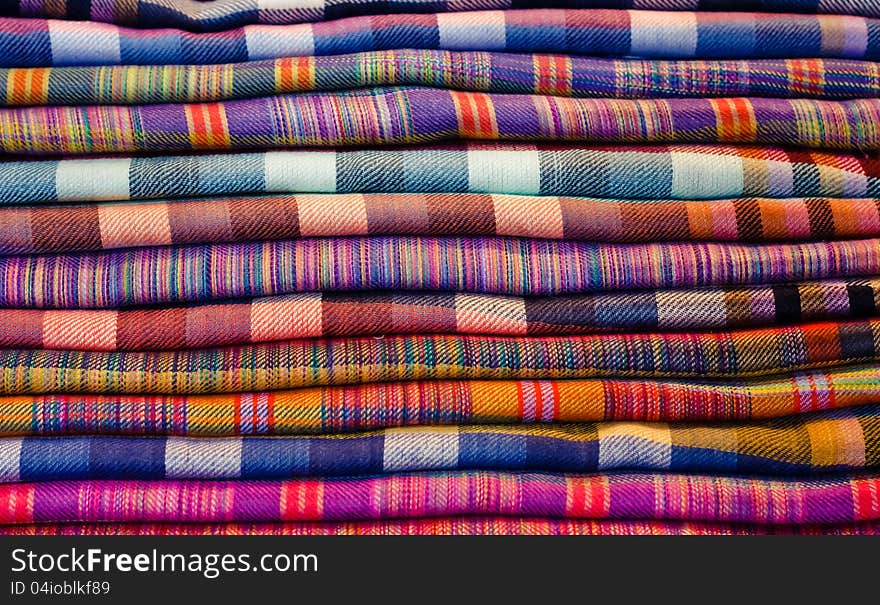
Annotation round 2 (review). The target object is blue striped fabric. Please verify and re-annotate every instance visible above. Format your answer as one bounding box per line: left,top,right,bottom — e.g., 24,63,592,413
1,405,878,480
6,0,880,31
4,10,880,67
1,145,878,206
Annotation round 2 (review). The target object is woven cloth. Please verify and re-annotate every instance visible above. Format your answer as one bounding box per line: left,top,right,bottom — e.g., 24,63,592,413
2,365,879,435
5,520,880,536
3,237,877,308
2,472,878,524
7,1,880,31
2,279,877,351
4,145,876,206
4,91,879,155
6,53,880,107
4,11,880,68
5,195,880,255
0,321,876,394
4,406,879,481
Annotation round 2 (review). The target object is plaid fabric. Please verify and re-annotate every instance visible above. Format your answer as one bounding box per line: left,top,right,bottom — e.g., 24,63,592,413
2,279,877,351
6,52,880,107
3,90,879,155
0,320,876,395
5,194,880,254
3,406,879,481
4,11,880,68
1,471,878,524
2,237,878,309
5,520,880,536
6,0,880,31
4,144,876,206
2,364,878,435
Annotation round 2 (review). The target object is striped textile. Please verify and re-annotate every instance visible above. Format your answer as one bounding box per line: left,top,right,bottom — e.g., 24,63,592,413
4,11,880,68
5,194,880,254
7,1,880,31
6,52,880,107
4,90,879,155
5,519,880,536
4,406,880,481
2,237,878,309
0,321,876,395
2,472,879,524
3,280,878,351
2,365,879,435
4,145,876,206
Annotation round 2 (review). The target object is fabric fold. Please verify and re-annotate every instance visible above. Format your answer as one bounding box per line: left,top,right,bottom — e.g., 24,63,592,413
2,364,879,435
4,145,876,206
0,364,880,437
2,237,878,308
6,53,880,107
5,11,880,68
2,471,878,524
0,321,876,394
7,0,880,31
4,405,879,481
4,91,879,155
6,194,880,254
8,194,880,253
3,279,878,351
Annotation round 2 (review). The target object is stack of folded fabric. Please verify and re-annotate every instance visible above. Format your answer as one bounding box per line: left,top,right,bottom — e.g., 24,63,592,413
0,0,879,536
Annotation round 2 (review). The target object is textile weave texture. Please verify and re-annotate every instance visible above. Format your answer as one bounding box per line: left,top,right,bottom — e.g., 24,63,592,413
1,279,877,351
2,237,878,308
3,90,879,155
2,364,879,435
4,11,880,68
4,0,880,537
0,321,876,394
3,405,880,481
4,145,876,206
6,53,880,107
7,0,880,30
4,194,880,255
2,472,879,524
5,520,880,535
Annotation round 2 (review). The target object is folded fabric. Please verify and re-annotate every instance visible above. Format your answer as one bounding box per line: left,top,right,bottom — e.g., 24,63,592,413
3,280,877,351
6,53,880,107
4,91,879,155
2,364,878,435
7,0,880,31
3,237,878,308
5,11,880,68
5,519,880,535
0,322,876,394
5,195,880,255
2,472,878,524
5,145,876,206
4,406,879,481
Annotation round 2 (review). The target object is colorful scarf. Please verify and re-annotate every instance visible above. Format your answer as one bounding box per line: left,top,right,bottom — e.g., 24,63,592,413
0,321,876,395
2,472,879,524
3,1,880,537
3,405,879,481
4,11,880,68
1,279,877,351
3,194,880,255
7,0,880,31
2,364,879,435
6,53,880,107
2,237,877,308
4,91,879,155
4,145,875,206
